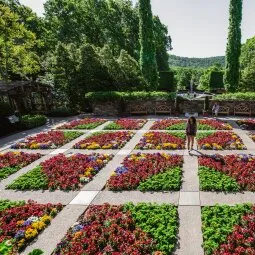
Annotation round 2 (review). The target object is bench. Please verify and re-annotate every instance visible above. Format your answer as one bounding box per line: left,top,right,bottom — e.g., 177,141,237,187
130,105,147,115
208,106,230,116
234,104,251,117
155,104,171,115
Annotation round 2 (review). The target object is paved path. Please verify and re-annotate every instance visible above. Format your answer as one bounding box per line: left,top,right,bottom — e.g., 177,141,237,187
0,116,255,255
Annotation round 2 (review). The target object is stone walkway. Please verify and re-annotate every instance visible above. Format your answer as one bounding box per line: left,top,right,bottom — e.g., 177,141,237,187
0,116,255,255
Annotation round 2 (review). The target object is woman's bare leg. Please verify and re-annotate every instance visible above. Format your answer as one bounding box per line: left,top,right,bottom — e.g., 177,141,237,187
187,136,191,150
191,136,194,150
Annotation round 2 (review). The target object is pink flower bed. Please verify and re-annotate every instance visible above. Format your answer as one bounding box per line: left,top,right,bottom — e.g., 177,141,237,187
107,153,183,190
135,132,185,150
105,118,147,130
73,131,134,149
150,119,184,130
57,118,106,129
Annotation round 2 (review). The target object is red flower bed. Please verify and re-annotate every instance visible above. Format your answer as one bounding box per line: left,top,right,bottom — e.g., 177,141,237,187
0,200,62,253
107,153,183,190
199,119,232,130
135,132,185,150
150,119,185,130
0,151,41,170
237,119,255,130
41,153,113,190
213,206,255,255
58,118,106,130
199,154,255,191
53,204,159,255
105,118,147,130
197,132,246,150
74,131,134,149
11,131,81,149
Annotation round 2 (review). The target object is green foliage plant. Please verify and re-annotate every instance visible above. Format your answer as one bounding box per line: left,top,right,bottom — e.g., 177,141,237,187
0,199,25,211
21,115,47,129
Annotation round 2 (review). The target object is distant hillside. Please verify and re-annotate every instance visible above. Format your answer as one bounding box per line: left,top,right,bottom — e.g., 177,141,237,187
169,55,225,68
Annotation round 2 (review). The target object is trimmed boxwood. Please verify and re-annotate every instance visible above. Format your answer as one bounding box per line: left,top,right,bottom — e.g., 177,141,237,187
21,115,47,129
213,92,255,101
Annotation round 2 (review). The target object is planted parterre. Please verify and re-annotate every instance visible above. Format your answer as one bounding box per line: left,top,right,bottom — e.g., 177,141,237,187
107,153,183,191
0,199,62,254
7,153,113,191
150,119,232,130
11,131,82,149
104,118,147,130
0,152,41,180
135,132,185,150
202,204,255,255
197,131,246,150
236,119,255,130
53,203,178,255
249,133,255,142
73,131,134,149
57,118,106,130
199,154,255,191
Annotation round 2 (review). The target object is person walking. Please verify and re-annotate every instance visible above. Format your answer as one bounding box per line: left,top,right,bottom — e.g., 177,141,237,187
212,102,220,117
186,116,197,152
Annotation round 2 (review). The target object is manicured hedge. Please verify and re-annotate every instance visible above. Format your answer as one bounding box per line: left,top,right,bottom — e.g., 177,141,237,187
21,115,47,129
85,91,176,101
214,92,255,101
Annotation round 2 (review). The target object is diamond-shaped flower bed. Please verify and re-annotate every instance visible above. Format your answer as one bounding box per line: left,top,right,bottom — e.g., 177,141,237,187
135,131,185,150
202,204,255,255
11,131,82,149
57,118,106,130
150,119,232,130
107,153,183,191
73,131,134,149
104,118,147,130
7,153,113,191
197,131,246,150
0,199,63,254
236,119,255,130
198,154,255,191
53,203,178,255
0,151,41,180
249,132,255,142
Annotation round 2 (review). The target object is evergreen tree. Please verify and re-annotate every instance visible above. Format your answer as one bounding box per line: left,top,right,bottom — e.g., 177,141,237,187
224,0,243,92
138,0,158,90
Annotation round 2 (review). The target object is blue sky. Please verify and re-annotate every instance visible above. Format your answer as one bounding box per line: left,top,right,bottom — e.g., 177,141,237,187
19,0,255,58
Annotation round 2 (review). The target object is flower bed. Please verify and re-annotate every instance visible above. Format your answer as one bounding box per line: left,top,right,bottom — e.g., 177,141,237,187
236,119,255,130
107,153,183,191
73,131,134,149
202,204,254,255
135,132,185,150
53,203,178,255
0,199,62,254
150,119,232,130
104,118,147,130
249,132,255,142
7,153,113,191
58,118,106,130
0,152,41,180
11,131,82,149
199,154,255,191
197,131,246,150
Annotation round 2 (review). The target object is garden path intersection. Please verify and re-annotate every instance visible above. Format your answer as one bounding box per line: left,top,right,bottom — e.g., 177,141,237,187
0,116,255,255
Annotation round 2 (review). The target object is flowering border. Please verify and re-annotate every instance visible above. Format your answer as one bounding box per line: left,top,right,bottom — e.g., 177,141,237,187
7,153,113,191
53,203,178,255
236,119,255,130
104,118,147,130
107,153,183,191
57,118,106,130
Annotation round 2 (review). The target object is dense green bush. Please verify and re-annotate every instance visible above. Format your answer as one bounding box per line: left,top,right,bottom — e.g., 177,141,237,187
85,91,176,101
213,92,255,100
209,71,224,91
158,71,175,92
47,107,77,117
21,115,47,129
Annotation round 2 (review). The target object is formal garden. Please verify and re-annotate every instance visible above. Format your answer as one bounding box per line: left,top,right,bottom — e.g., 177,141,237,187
1,0,255,255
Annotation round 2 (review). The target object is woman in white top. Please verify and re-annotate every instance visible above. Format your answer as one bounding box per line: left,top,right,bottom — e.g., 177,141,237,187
212,103,220,117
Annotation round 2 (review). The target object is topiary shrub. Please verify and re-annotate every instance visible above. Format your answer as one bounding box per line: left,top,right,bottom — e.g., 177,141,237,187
21,115,47,129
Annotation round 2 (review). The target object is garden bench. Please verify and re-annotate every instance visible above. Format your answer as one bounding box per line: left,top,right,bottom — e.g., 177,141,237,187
155,104,171,115
234,104,252,117
215,106,230,115
130,105,147,115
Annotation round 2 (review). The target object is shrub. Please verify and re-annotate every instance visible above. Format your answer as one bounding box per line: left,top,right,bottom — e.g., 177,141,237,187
21,115,47,129
213,92,255,101
47,107,77,117
85,91,176,101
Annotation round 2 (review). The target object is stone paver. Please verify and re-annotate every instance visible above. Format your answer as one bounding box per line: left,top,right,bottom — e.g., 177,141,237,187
0,116,254,255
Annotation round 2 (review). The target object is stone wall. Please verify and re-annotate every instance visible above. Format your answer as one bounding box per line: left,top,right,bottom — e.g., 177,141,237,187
91,99,255,116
